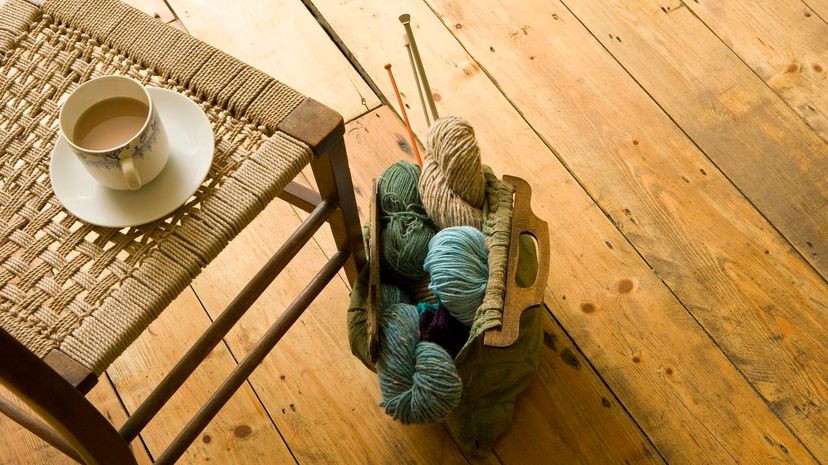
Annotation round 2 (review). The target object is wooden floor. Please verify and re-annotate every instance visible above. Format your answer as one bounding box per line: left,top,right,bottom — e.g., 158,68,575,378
1,0,827,463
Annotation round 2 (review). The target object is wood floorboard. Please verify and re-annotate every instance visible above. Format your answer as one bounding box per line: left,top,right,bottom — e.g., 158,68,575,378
106,288,297,464
165,0,380,121
309,106,666,465
0,380,154,465
683,0,828,145
804,0,828,20
121,0,176,22
189,184,481,465
305,1,821,463
560,0,828,280
3,1,826,464
423,0,828,460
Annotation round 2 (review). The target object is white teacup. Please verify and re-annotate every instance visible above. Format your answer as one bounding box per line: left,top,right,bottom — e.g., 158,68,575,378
59,76,169,190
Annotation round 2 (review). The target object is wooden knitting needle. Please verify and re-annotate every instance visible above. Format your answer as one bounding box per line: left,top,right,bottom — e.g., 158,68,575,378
385,63,423,168
400,14,439,122
403,33,430,127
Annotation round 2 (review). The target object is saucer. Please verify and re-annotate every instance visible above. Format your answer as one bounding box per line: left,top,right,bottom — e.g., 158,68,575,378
50,88,214,228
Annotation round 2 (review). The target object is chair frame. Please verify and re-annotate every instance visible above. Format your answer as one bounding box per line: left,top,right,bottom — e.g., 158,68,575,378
0,98,366,465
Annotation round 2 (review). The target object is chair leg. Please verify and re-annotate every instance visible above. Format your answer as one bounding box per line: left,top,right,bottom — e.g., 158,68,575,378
311,136,366,284
277,98,367,285
0,329,137,465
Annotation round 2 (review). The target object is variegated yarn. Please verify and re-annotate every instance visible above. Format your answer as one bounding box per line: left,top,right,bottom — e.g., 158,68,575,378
419,117,486,229
377,303,463,424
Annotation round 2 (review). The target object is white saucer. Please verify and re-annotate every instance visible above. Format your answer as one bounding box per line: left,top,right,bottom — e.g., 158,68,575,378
50,88,214,228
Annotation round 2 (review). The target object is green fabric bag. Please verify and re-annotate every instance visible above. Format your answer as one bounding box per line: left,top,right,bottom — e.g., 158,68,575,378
347,172,543,457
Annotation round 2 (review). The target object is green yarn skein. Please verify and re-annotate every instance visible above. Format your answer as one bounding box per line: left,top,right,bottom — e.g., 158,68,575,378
378,160,421,213
377,303,462,424
424,226,489,326
378,161,436,282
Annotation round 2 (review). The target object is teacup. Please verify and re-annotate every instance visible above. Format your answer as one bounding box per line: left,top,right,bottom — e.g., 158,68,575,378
59,75,169,190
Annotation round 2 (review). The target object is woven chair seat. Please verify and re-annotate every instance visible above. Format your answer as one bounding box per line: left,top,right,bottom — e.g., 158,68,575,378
0,0,315,374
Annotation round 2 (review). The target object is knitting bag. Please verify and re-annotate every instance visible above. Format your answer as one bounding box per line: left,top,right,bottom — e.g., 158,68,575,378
347,170,549,456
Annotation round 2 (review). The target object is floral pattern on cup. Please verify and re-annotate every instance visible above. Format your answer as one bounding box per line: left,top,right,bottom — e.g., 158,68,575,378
77,107,160,170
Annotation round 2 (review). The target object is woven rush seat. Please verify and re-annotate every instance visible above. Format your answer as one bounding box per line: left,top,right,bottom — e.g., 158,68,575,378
0,0,315,375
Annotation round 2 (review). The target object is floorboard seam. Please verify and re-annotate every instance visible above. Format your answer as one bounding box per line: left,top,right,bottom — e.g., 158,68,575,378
346,103,384,125
551,2,824,461
559,5,828,279
301,0,390,108
356,89,666,464
539,297,669,464
101,371,156,463
421,0,820,462
800,0,828,27
188,284,302,465
680,0,828,146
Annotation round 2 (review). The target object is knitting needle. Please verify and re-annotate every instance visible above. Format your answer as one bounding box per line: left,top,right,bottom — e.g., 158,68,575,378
399,14,439,122
385,63,423,168
403,33,430,127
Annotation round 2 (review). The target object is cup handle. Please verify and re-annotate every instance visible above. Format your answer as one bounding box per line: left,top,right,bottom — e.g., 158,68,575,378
121,157,142,190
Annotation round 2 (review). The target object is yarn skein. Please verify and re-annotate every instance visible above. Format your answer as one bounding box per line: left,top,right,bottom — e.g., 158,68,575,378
419,117,486,229
379,161,436,281
424,226,489,326
377,303,462,424
378,160,421,213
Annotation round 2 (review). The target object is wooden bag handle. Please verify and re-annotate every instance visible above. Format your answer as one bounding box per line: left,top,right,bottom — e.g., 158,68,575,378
484,175,550,348
367,179,381,364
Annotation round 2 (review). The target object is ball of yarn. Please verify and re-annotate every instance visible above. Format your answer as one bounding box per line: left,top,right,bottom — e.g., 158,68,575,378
424,226,489,326
378,303,462,424
419,159,483,230
378,161,436,282
427,117,486,207
419,117,486,229
378,160,422,213
381,210,434,281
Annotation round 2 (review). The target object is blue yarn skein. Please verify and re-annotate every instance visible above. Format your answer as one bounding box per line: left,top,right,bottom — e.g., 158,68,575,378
424,226,489,326
377,303,462,424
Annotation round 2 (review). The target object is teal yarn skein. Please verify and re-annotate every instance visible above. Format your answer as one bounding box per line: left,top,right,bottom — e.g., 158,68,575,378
378,161,436,281
424,226,489,326
377,303,462,424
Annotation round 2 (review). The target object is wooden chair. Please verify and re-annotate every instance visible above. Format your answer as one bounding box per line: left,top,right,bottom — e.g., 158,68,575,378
0,0,365,463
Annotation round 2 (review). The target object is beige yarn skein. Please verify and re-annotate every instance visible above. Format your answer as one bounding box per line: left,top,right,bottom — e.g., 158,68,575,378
419,117,486,229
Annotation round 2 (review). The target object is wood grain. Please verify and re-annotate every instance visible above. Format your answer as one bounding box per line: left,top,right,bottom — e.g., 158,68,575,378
483,176,550,348
2,3,285,464
305,0,822,462
805,0,828,19
684,0,828,143
190,191,479,464
0,381,153,465
428,0,828,459
561,0,828,279
166,0,379,121
329,106,665,465
121,0,176,22
106,288,296,464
